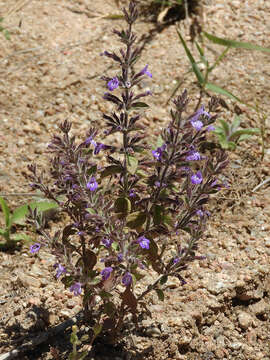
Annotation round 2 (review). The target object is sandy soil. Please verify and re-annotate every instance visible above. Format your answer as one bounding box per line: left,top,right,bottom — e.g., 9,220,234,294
1,0,270,359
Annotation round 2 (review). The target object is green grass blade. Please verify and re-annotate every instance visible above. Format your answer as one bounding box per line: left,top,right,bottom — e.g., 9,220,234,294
177,30,205,85
0,197,10,229
205,82,245,104
203,31,270,53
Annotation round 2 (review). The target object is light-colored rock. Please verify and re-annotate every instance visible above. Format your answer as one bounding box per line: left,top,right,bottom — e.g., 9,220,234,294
18,273,41,288
238,311,253,330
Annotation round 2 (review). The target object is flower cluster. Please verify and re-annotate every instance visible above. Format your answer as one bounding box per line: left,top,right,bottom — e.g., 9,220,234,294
26,1,228,346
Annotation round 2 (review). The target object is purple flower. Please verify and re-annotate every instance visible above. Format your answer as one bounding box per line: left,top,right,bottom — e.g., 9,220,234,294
173,257,180,264
107,76,119,91
154,181,161,188
129,189,136,198
122,272,132,286
117,253,123,262
138,236,150,249
191,119,204,131
102,238,112,248
191,171,203,185
55,264,66,279
30,243,41,254
87,177,98,191
152,144,166,161
207,125,215,132
196,209,204,217
186,151,201,161
94,142,106,155
70,282,82,296
101,267,113,281
141,64,152,78
77,231,86,237
190,105,211,131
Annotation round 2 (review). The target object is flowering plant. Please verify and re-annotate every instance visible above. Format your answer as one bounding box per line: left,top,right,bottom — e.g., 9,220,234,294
26,1,228,347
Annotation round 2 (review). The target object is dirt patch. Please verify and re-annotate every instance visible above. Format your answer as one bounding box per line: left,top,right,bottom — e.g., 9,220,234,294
1,0,270,359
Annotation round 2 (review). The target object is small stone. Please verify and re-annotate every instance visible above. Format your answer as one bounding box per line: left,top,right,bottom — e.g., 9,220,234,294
228,342,242,350
249,299,270,316
19,273,41,288
238,311,253,330
48,313,58,325
216,335,225,347
60,310,71,319
28,297,41,306
67,299,76,309
14,308,21,316
145,326,161,337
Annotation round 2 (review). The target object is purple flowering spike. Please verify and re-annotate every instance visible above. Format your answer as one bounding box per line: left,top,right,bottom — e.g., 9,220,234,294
70,282,82,296
122,272,132,286
101,267,113,281
102,238,112,248
138,236,150,249
30,243,41,254
186,150,201,161
141,64,152,78
107,76,119,91
191,171,203,185
87,177,98,191
55,264,66,279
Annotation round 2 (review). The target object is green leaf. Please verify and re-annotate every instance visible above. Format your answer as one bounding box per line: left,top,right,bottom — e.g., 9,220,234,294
160,275,168,285
101,165,122,178
156,135,164,148
0,197,10,229
195,40,204,57
238,134,252,142
231,115,241,132
88,276,101,285
93,323,103,337
155,289,165,302
230,128,260,142
70,332,78,345
30,200,58,213
86,165,97,176
10,201,58,225
227,141,237,150
114,197,131,214
203,31,270,53
86,208,96,215
126,211,146,229
127,155,138,175
104,301,116,316
131,102,149,109
0,228,6,236
9,204,28,225
153,205,163,225
219,119,230,136
11,233,32,243
205,82,244,103
177,30,205,85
